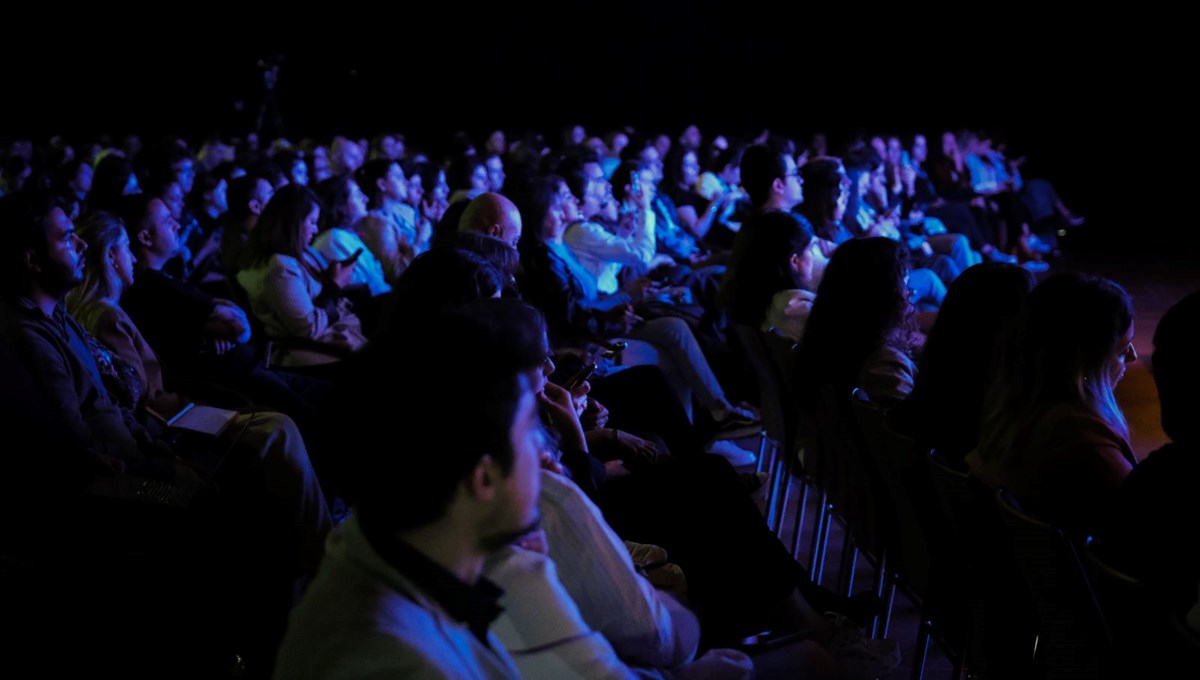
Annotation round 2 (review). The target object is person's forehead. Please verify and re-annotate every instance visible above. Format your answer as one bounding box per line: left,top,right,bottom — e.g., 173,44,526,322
46,207,71,236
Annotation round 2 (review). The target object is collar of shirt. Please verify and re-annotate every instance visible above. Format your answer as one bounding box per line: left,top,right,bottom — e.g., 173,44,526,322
359,511,505,647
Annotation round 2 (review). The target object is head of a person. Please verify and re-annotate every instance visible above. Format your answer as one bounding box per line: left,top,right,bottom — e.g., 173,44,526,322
453,231,520,293
0,191,85,299
510,176,569,248
910,134,929,165
89,153,140,214
796,237,912,396
797,157,851,237
485,153,506,193
225,174,275,224
248,183,321,263
276,151,309,187
386,246,505,328
448,156,489,197
722,209,818,326
979,272,1135,461
117,194,181,268
908,263,1035,455
64,158,93,196
358,158,407,209
67,211,137,313
192,173,229,215
740,143,802,210
608,161,653,209
316,174,369,232
458,192,523,248
344,299,545,547
1152,290,1200,445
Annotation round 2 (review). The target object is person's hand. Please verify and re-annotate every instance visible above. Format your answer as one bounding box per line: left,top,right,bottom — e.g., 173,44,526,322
970,196,987,209
604,459,632,479
614,429,657,464
538,451,564,475
422,197,447,223
538,382,587,452
327,259,355,288
920,241,934,257
649,253,676,269
626,277,664,301
212,339,235,355
603,304,641,334
569,380,591,418
514,528,549,554
580,397,610,430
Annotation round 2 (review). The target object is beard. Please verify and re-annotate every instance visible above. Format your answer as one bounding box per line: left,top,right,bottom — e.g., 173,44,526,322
478,512,542,554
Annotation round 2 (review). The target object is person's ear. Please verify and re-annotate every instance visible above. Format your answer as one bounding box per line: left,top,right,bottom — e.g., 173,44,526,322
137,228,154,249
467,454,501,501
23,248,40,274
377,177,389,195
772,177,786,196
486,223,502,239
789,251,804,274
248,198,263,215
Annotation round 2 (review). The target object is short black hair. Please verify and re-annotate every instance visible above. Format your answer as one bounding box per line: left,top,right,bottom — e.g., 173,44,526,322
341,299,545,532
0,190,62,295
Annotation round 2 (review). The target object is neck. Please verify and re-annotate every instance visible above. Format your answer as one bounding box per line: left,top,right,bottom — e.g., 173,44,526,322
764,196,788,212
27,287,61,316
396,520,487,584
139,250,168,272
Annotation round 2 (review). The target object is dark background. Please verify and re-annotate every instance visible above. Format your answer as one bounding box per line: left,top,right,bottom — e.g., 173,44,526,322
0,7,1183,251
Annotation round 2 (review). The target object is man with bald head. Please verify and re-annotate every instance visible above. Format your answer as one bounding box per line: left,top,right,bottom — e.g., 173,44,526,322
458,192,523,248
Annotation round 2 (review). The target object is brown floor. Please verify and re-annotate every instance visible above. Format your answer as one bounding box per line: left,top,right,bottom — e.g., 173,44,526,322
750,252,1200,678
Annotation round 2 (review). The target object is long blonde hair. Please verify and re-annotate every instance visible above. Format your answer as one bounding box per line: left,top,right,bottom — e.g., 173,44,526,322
66,211,128,332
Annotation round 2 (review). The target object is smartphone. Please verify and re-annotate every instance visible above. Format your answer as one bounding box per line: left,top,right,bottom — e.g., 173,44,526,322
342,247,364,265
565,362,598,391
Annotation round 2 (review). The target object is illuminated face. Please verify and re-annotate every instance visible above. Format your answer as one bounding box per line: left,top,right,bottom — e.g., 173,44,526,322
1109,324,1137,385
301,206,321,245
291,159,310,187
109,229,137,288
173,159,196,193
581,162,609,217
780,155,803,209
346,181,369,224
251,179,275,215
557,181,581,223
912,135,928,164
43,207,87,293
681,151,701,187
142,199,182,260
383,162,409,202
470,164,490,193
406,172,424,206
162,181,185,220
486,156,505,193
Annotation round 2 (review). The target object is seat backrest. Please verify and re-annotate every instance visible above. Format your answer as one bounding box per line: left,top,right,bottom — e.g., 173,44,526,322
730,323,781,444
851,392,936,598
926,452,1039,677
995,490,1110,678
809,384,888,554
